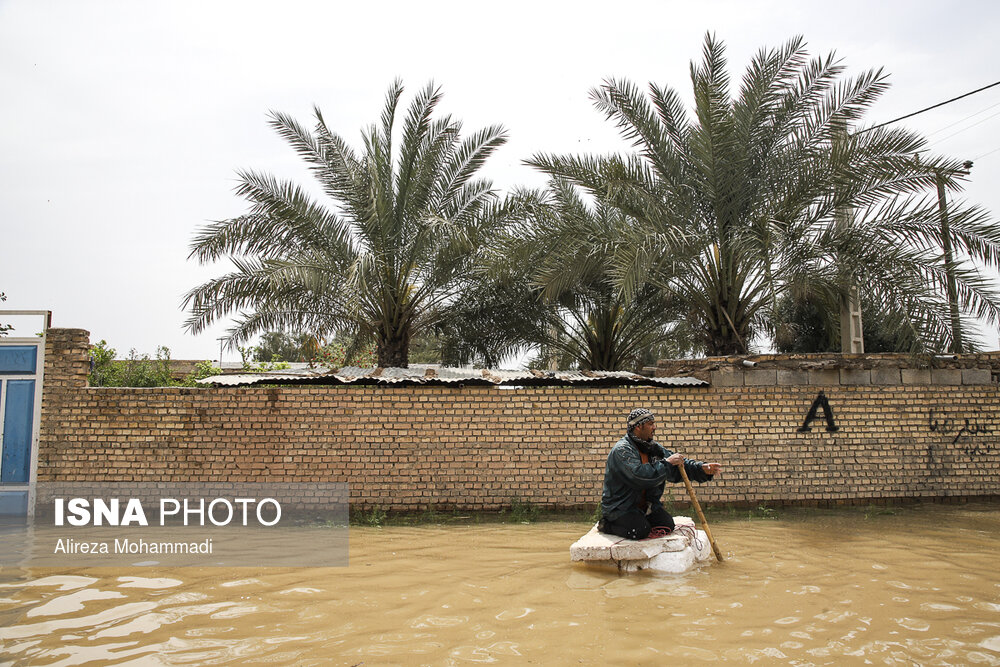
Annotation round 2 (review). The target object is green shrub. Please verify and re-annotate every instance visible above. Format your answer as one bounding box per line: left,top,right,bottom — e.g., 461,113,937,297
89,340,173,387
507,499,539,524
179,360,224,386
361,506,387,527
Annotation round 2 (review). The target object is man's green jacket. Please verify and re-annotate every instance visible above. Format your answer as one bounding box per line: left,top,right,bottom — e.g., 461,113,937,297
600,434,714,521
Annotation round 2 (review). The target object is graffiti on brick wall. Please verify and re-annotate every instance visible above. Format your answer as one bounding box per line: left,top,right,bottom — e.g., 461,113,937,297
928,408,996,456
797,392,839,432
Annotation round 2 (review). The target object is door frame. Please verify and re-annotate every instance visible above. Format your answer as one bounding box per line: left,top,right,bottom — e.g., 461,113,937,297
0,310,50,518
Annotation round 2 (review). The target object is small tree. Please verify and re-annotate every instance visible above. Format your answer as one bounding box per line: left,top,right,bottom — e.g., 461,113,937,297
254,331,310,362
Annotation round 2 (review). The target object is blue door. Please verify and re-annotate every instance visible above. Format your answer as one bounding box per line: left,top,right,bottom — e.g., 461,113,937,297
1,379,35,483
0,344,41,516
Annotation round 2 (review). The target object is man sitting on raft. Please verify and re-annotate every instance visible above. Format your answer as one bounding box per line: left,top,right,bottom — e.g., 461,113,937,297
598,408,722,540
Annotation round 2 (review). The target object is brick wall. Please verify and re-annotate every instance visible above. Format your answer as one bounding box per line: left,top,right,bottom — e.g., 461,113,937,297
43,328,90,390
650,352,1000,386
37,329,1000,511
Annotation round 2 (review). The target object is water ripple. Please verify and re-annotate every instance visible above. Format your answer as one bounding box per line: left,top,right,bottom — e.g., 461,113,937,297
2,506,1000,664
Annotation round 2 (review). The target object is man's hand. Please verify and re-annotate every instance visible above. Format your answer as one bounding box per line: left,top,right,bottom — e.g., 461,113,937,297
666,453,685,466
702,463,722,475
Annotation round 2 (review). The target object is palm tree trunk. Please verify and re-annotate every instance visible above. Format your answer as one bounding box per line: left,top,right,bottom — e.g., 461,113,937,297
705,332,746,356
377,330,410,367
705,294,749,356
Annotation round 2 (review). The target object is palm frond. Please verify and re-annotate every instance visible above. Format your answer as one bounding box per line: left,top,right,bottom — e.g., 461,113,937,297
186,81,510,367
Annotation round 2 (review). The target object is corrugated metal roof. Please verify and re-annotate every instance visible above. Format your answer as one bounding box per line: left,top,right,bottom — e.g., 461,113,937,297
196,366,707,387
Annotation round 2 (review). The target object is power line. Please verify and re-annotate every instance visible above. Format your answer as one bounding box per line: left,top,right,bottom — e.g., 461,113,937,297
928,108,1000,147
926,99,1000,138
856,79,1000,135
972,145,1000,161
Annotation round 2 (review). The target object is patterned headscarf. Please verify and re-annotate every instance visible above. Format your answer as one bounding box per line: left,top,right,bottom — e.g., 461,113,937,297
626,408,654,432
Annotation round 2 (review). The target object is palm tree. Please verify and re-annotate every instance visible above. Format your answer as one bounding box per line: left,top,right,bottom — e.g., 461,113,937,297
482,179,688,371
185,81,526,367
529,34,1000,355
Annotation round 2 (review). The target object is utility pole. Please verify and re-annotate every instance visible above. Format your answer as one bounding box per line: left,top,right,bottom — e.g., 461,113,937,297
840,285,864,353
935,161,972,354
836,126,864,353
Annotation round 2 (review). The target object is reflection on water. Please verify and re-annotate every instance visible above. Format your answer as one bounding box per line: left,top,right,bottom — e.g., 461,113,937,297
2,503,1000,665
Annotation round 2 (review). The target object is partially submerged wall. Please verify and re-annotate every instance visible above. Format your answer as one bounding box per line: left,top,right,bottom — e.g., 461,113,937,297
38,329,1000,511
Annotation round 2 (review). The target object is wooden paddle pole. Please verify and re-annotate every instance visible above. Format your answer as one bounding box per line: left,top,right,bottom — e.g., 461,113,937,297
677,463,725,562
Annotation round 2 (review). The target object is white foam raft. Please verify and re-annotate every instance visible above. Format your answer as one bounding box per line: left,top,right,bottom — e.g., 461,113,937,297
570,516,713,573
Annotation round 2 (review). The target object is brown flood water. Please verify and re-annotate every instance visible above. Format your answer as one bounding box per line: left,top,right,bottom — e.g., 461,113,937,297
1,503,999,665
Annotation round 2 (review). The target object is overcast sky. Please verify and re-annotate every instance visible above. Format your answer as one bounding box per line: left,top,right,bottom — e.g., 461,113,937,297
3,0,1000,362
